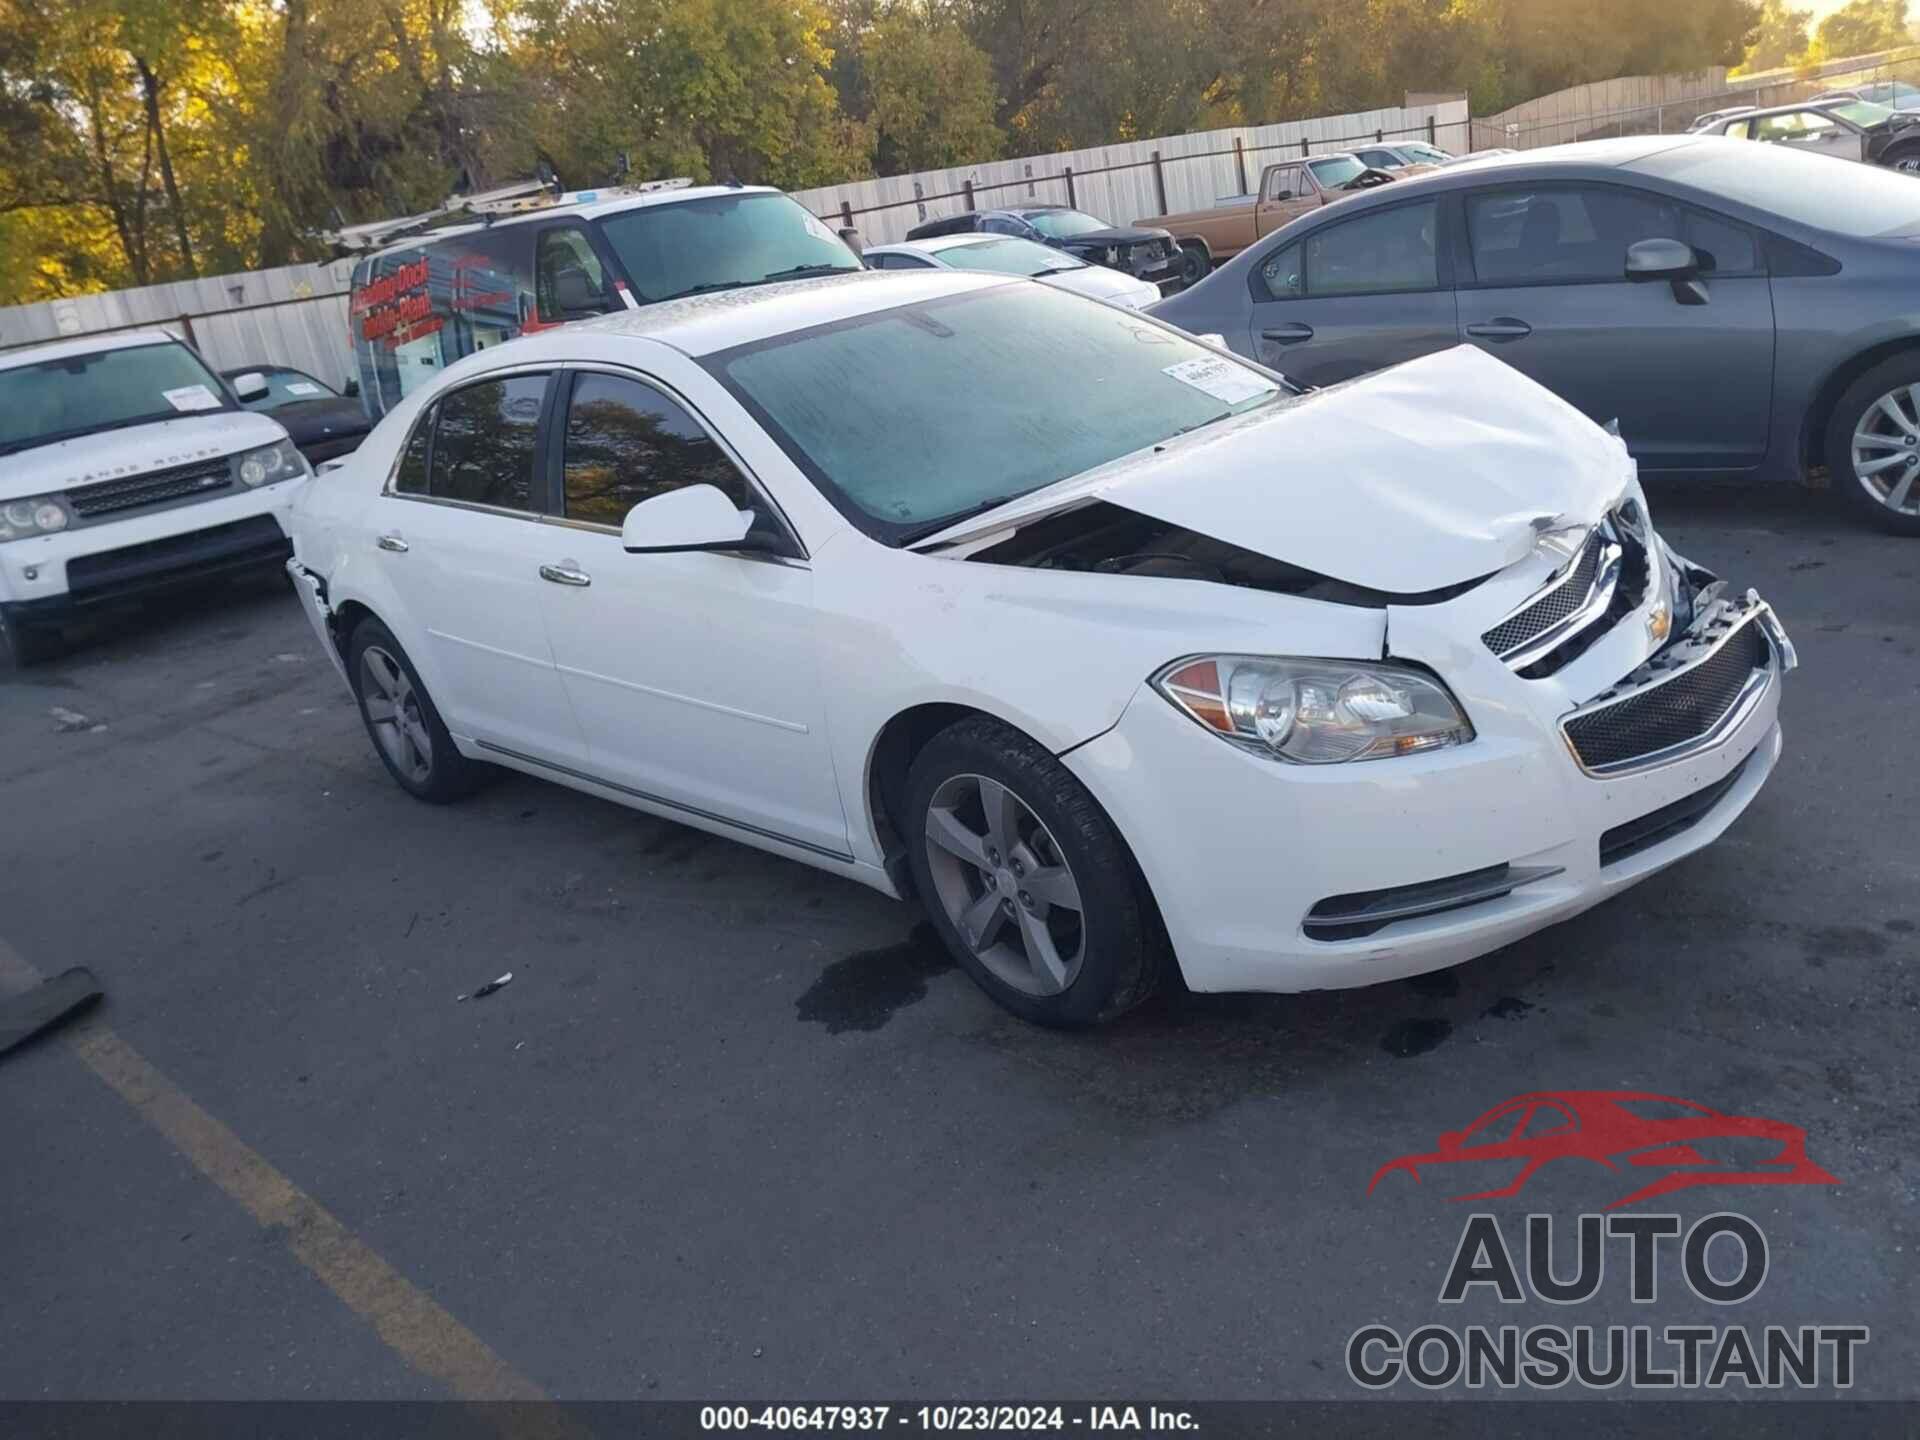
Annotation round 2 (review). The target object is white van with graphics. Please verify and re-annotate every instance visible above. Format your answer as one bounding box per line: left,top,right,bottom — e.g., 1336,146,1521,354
0,331,308,664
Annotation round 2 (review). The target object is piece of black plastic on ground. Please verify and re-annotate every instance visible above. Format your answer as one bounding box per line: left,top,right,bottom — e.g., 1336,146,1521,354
0,966,103,1059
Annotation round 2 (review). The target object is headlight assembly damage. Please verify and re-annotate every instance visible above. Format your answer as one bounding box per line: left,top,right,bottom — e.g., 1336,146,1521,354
1153,655,1474,763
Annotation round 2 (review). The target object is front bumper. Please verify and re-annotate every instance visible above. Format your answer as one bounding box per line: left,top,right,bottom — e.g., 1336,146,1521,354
0,478,300,622
1064,568,1789,995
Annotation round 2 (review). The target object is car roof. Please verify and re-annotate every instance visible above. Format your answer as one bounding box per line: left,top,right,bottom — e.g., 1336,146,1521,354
502,268,1009,360
0,328,188,373
362,184,781,263
1716,97,1872,121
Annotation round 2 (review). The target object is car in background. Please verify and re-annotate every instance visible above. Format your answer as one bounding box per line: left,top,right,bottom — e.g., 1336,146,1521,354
1695,97,1920,171
1687,105,1755,133
902,207,1181,289
1443,147,1517,164
222,365,372,465
1352,141,1456,171
861,234,1161,308
287,268,1788,1026
1149,134,1920,534
1136,153,1404,284
1814,80,1920,111
0,331,307,664
342,178,864,422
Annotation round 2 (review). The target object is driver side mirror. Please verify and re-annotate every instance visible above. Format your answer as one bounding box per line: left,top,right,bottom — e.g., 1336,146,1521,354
342,377,360,399
1625,238,1708,306
622,484,762,554
232,371,269,402
838,225,864,257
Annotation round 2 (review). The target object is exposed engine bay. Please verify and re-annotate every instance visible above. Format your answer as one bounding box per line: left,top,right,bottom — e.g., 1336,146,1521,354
963,501,1488,608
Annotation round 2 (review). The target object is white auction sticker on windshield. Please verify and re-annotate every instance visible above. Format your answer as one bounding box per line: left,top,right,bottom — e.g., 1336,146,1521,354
286,382,323,396
162,385,222,412
1162,357,1277,405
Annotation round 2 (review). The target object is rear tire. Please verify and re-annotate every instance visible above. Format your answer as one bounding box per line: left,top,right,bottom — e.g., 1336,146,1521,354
1882,143,1920,174
904,715,1165,1027
1826,354,1920,536
1176,242,1212,287
344,617,489,802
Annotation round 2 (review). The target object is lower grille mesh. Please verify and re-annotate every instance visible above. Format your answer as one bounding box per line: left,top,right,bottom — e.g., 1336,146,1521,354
1563,621,1767,772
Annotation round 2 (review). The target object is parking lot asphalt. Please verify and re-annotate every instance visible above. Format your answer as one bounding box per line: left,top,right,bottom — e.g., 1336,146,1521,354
1,479,1916,1403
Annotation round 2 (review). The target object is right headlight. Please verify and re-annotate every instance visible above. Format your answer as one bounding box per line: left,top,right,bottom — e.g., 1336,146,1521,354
0,494,72,545
1153,655,1474,764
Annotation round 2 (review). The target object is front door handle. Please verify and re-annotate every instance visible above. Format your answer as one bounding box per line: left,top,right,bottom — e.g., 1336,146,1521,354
539,562,592,588
1465,318,1533,341
376,534,409,553
1261,323,1316,343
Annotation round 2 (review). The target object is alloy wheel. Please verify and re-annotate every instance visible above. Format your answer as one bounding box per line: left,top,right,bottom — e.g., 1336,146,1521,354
359,645,434,784
1849,385,1920,519
923,773,1087,997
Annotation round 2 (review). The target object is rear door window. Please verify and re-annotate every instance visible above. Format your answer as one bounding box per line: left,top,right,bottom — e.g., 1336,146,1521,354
1299,200,1439,296
427,374,550,511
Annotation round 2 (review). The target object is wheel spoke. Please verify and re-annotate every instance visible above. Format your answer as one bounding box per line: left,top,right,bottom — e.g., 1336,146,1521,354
925,805,991,873
400,713,433,768
958,887,1009,953
363,649,403,703
1022,863,1081,914
1854,429,1904,451
976,777,1023,859
1887,469,1918,513
1875,393,1918,438
362,692,398,724
1857,452,1909,477
1016,908,1070,995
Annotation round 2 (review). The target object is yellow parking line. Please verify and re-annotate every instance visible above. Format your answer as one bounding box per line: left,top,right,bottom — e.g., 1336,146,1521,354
0,937,548,1404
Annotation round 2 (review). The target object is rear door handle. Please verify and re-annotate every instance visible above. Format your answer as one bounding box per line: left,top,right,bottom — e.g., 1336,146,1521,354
376,534,409,553
1260,323,1315,343
539,562,591,588
1465,318,1532,341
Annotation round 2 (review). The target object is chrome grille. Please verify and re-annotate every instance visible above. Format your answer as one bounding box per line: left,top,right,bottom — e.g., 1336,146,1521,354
67,457,233,518
1562,617,1768,773
1482,529,1605,657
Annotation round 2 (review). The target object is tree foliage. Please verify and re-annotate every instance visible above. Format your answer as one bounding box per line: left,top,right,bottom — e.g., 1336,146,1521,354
0,0,1786,304
1815,0,1910,58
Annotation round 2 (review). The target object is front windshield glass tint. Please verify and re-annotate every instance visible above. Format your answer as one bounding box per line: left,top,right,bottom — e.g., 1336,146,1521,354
596,192,861,303
1309,155,1366,187
1831,100,1893,126
0,341,229,454
935,237,1086,275
1024,210,1110,239
708,284,1282,545
1658,140,1920,236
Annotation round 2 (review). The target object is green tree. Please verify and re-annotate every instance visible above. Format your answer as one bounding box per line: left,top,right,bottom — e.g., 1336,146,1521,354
860,9,1001,172
1738,0,1813,71
1816,0,1909,56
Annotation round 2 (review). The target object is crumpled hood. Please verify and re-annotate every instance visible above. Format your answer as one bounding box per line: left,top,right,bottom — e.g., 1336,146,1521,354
1057,225,1172,249
2,410,289,501
925,344,1632,594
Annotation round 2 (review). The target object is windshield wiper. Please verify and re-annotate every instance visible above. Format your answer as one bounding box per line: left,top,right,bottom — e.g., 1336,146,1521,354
760,263,857,282
1030,265,1081,277
655,280,756,302
897,493,1026,548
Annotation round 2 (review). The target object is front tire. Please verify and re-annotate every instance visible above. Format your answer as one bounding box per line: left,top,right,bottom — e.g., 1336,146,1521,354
0,608,62,667
345,617,489,802
1882,144,1920,174
1826,355,1920,535
904,716,1165,1027
1176,242,1212,287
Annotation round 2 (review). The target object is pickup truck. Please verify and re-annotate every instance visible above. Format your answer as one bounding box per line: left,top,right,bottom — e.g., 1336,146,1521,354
1137,153,1415,282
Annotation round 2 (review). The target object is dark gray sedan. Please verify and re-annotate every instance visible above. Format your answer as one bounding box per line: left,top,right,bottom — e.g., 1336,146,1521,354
1151,135,1920,533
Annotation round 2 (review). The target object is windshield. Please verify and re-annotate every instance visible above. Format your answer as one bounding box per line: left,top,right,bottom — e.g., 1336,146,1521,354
1830,100,1894,126
706,284,1282,545
934,237,1087,275
1308,155,1367,188
1658,140,1920,236
1024,210,1112,239
595,192,861,303
0,340,232,455
228,368,337,409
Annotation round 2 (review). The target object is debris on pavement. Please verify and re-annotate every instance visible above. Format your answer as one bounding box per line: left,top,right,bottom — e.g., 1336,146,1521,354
457,972,513,1002
50,706,94,733
0,967,103,1060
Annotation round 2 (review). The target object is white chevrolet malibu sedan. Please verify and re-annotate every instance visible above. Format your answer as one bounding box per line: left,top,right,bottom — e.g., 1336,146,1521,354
288,270,1792,1026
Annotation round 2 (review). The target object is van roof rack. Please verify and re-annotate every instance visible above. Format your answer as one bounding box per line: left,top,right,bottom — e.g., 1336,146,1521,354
324,176,697,256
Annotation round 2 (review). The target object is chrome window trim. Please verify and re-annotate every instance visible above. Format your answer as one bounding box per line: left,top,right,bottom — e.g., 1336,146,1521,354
1559,601,1781,778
